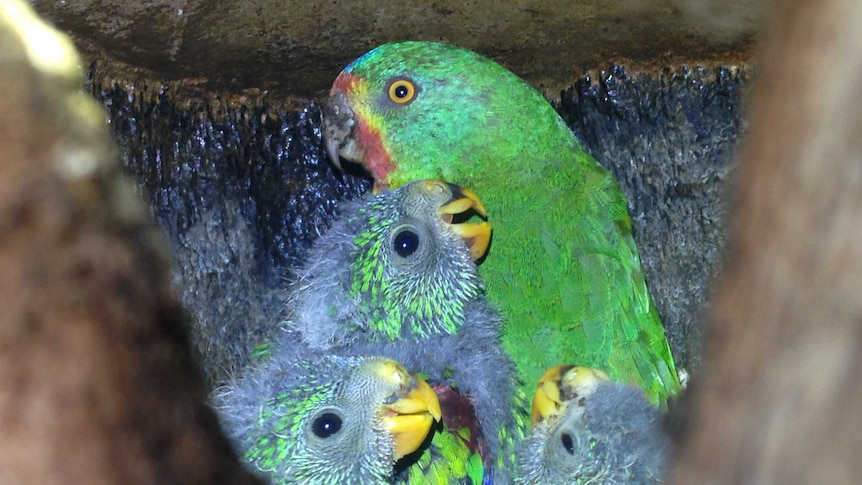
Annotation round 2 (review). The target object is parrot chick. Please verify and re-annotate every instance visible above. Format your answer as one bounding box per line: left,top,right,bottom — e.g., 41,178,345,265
289,178,490,347
213,354,442,485
516,366,668,485
282,179,526,482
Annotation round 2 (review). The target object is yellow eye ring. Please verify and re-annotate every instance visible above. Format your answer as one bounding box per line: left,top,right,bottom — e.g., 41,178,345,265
387,79,416,104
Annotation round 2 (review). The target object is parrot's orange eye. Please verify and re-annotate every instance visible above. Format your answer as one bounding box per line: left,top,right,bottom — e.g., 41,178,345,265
387,78,417,104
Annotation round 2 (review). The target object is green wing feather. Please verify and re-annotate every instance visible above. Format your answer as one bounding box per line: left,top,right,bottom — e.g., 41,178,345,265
400,427,482,485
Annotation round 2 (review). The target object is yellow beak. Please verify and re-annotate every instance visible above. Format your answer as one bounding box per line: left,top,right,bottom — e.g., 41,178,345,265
530,365,610,426
435,181,492,261
377,363,443,459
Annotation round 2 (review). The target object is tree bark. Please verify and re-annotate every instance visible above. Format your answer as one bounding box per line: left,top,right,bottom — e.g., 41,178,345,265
0,3,262,483
669,0,862,483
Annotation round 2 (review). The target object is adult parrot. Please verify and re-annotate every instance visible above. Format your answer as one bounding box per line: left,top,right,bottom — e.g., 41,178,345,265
282,179,527,482
516,365,668,484
213,354,442,485
321,41,681,405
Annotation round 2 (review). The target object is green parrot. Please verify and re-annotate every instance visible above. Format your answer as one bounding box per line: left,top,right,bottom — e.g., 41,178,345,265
321,41,681,405
281,179,527,482
212,354,442,485
516,365,668,484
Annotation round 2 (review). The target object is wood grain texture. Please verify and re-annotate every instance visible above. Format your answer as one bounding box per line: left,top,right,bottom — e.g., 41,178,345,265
0,4,262,484
669,0,862,482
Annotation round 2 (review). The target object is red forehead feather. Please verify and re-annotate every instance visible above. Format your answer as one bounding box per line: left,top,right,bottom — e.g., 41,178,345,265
331,71,356,94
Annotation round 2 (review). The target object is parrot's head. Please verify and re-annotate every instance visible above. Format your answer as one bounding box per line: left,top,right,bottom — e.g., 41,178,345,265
239,355,443,484
351,179,491,339
518,365,613,484
322,41,571,190
518,365,667,484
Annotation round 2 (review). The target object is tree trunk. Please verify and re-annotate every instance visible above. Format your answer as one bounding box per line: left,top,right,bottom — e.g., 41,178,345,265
669,0,862,483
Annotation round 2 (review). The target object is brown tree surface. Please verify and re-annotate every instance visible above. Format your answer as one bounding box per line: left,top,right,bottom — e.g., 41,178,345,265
669,0,862,483
0,4,261,484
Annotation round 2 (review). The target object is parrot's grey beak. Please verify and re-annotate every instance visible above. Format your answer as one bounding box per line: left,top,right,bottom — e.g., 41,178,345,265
322,91,359,171
324,136,343,172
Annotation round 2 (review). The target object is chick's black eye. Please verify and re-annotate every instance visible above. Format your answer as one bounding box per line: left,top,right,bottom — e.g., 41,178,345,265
312,412,342,438
393,229,420,257
561,433,575,455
